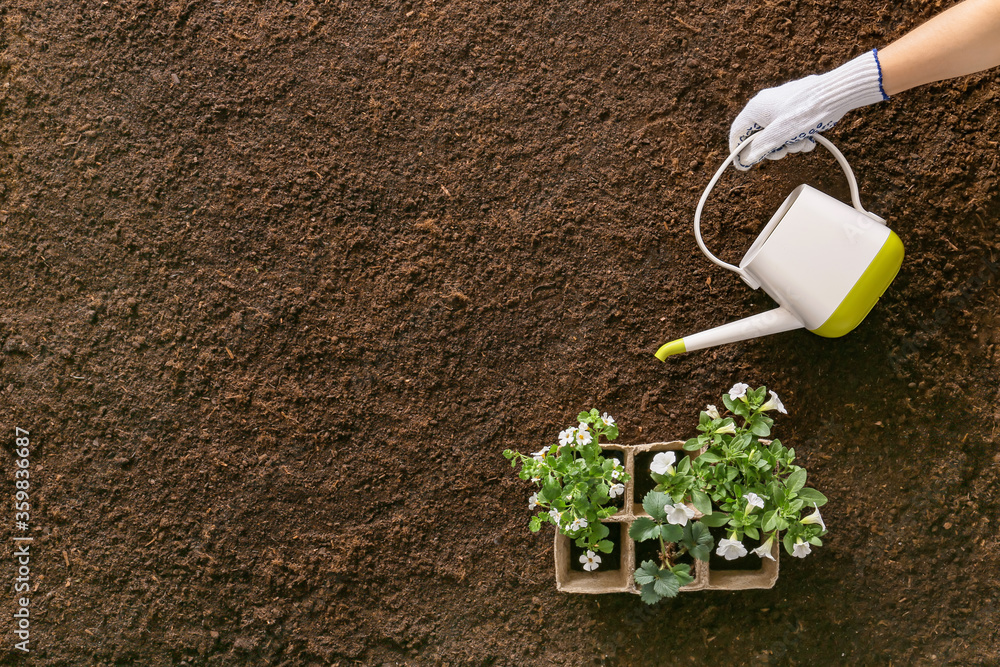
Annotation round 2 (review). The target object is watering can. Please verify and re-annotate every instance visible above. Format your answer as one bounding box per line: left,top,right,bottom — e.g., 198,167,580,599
655,134,903,361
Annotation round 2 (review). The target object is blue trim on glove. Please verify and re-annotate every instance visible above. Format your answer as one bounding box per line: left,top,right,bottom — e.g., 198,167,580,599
873,48,890,101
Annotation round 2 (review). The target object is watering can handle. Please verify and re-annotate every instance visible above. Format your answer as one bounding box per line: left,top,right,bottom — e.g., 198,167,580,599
693,134,885,276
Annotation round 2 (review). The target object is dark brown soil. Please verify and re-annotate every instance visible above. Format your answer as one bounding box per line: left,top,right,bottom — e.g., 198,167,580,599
1,0,999,665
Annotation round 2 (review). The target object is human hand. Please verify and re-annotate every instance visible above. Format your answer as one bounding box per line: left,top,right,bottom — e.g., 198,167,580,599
728,50,889,170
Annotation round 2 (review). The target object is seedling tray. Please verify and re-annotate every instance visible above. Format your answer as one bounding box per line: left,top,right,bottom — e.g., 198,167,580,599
553,442,779,594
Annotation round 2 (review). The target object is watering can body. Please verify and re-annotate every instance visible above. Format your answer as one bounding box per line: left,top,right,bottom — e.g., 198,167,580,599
655,136,904,360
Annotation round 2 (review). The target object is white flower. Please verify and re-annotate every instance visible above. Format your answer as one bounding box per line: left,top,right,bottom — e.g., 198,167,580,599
743,492,765,512
792,538,812,558
601,413,615,426
715,421,737,435
558,428,575,447
574,429,593,446
528,493,539,510
728,383,750,401
752,534,777,561
761,390,788,415
530,476,540,483
665,503,696,526
705,404,721,420
569,517,589,532
580,550,601,571
549,509,561,524
650,451,676,475
577,421,590,432
531,447,548,461
716,536,748,561
611,468,622,480
801,504,827,532
608,483,625,499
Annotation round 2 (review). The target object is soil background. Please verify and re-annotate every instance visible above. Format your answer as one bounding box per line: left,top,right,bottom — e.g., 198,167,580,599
0,0,998,665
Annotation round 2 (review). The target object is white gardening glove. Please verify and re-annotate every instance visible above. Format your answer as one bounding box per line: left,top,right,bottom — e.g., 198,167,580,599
729,49,889,170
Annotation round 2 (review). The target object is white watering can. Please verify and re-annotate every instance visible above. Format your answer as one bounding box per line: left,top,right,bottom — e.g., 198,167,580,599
655,134,904,361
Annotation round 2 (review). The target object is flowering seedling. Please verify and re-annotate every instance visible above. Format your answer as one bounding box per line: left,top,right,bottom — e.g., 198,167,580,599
679,384,828,559
504,409,630,565
634,384,829,602
629,490,710,603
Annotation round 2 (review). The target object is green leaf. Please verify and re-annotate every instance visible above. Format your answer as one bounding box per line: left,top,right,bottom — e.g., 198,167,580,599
660,523,683,543
750,417,771,437
783,532,795,556
722,394,737,414
731,432,752,450
697,451,723,464
629,517,662,542
786,468,807,494
683,438,702,451
639,582,661,605
674,568,695,587
596,539,614,553
540,479,561,504
642,491,670,521
700,512,730,527
691,490,712,516
796,488,828,506
691,521,713,546
634,561,659,586
744,526,759,540
808,536,823,547
677,456,691,474
688,523,713,561
529,516,542,532
729,396,750,419
592,481,610,500
762,510,777,533
653,573,681,598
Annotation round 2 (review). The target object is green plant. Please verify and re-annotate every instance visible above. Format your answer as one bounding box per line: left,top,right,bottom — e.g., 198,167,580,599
632,383,829,603
504,409,629,568
629,490,711,603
